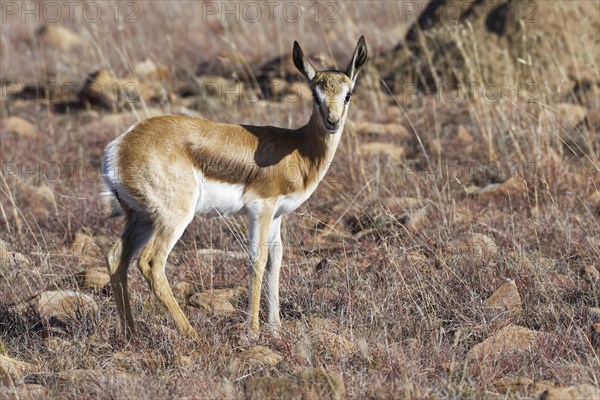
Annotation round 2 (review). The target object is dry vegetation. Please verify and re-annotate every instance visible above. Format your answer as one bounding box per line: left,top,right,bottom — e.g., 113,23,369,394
1,0,599,399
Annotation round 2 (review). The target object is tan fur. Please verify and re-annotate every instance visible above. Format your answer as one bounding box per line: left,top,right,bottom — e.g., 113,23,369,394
103,37,368,342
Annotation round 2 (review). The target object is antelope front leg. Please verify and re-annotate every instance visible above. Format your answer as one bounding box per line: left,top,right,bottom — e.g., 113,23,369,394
246,205,275,338
266,216,283,335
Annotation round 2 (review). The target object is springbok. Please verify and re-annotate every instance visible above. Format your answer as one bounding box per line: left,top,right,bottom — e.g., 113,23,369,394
101,37,367,340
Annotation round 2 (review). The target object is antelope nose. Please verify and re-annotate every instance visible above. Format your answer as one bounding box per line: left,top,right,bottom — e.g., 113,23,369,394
327,116,339,125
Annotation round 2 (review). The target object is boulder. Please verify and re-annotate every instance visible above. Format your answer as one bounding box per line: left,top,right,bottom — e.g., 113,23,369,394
240,345,283,367
581,265,599,283
0,354,34,382
188,287,244,315
2,117,39,138
446,233,498,262
0,384,47,399
79,267,110,290
70,232,103,265
246,368,345,400
11,290,98,333
468,325,543,362
484,280,521,312
36,24,83,51
0,249,31,271
79,69,141,111
348,197,428,235
360,142,405,162
539,384,600,400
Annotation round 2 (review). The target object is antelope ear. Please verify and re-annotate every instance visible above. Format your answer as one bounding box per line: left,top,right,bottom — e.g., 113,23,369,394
293,41,317,81
345,36,368,84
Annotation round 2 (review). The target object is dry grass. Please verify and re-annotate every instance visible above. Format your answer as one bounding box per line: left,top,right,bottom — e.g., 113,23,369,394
1,1,599,398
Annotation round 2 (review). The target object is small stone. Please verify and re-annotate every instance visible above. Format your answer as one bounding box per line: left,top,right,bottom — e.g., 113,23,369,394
552,103,588,128
11,290,99,332
360,142,405,162
2,117,39,137
591,323,600,353
581,265,599,282
532,380,556,394
447,233,498,263
493,376,533,394
0,249,31,270
539,384,600,400
70,232,103,265
246,368,345,400
0,354,34,381
0,384,47,399
79,69,141,111
240,345,283,367
587,307,600,320
355,121,409,138
484,280,521,312
188,291,236,315
36,24,83,50
82,267,110,290
468,325,543,362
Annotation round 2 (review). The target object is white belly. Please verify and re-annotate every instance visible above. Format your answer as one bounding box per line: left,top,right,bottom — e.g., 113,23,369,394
195,173,245,216
194,171,319,218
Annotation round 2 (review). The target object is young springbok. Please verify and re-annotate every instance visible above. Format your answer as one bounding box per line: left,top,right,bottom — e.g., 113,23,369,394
101,37,367,340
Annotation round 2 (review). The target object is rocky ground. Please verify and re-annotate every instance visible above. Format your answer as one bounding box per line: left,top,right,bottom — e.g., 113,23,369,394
1,1,599,399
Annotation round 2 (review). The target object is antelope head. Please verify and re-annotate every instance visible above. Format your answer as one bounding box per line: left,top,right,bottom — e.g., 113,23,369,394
293,36,368,134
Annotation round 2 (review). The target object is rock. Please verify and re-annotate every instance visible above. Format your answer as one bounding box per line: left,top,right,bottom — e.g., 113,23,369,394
0,249,31,270
79,69,140,111
360,142,405,162
454,125,474,144
484,280,521,312
590,191,600,213
36,24,83,51
447,233,498,263
493,376,533,394
581,265,599,282
552,103,588,128
173,281,194,300
591,323,600,352
292,317,355,355
246,368,345,400
588,307,600,320
134,59,169,81
0,354,34,381
269,78,312,101
246,376,301,400
468,325,543,361
188,289,238,315
193,75,246,105
54,369,137,393
79,267,110,290
532,380,556,394
70,232,103,265
0,384,47,399
465,177,523,198
2,117,39,137
295,368,345,400
11,290,98,333
355,122,409,139
240,345,283,367
539,384,600,400
22,183,58,217
348,197,428,234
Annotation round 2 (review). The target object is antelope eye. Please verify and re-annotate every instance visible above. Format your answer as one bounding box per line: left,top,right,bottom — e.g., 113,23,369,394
344,92,352,104
312,90,322,106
